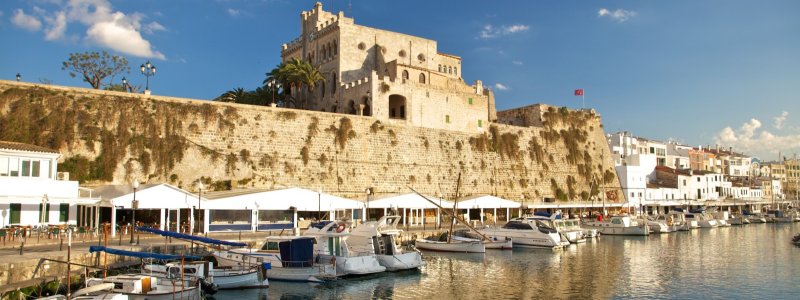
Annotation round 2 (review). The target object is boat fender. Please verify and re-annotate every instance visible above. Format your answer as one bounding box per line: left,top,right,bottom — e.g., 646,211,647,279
336,223,346,233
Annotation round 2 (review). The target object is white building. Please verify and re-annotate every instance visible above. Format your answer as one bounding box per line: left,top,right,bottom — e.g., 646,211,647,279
0,141,99,228
615,154,657,213
666,143,691,169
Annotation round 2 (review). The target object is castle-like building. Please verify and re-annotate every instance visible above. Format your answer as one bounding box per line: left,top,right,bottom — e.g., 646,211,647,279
281,2,497,132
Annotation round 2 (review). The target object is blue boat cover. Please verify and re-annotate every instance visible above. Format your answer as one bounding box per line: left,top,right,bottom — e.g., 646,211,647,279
278,237,315,268
533,211,551,217
89,246,201,260
136,227,247,247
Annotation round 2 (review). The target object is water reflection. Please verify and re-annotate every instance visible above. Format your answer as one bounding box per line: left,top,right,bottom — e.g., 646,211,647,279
216,223,800,299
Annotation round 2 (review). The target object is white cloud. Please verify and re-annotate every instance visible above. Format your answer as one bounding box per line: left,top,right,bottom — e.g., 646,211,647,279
512,60,523,65
227,8,240,17
13,0,166,59
773,111,789,129
714,117,800,159
11,9,43,31
494,83,509,91
478,24,529,39
598,8,637,23
143,21,165,34
43,10,67,40
86,11,165,59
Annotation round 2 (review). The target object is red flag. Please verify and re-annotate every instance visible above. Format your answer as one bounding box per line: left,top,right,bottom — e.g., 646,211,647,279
574,89,584,96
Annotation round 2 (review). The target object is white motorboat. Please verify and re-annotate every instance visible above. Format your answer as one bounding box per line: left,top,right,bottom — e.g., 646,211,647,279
415,233,486,253
143,261,268,290
641,216,672,233
685,211,719,228
478,216,570,248
654,211,695,231
77,274,200,300
550,217,588,243
582,216,650,236
213,236,337,282
452,229,513,249
348,216,427,271
303,220,387,276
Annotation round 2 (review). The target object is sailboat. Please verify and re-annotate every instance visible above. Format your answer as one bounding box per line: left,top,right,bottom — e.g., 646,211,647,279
411,174,496,253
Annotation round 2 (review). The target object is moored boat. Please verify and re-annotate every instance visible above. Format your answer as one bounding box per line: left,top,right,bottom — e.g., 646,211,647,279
452,229,513,249
143,261,269,290
478,216,570,248
348,215,427,271
582,215,650,236
213,236,337,282
415,233,486,253
303,220,387,276
78,274,201,300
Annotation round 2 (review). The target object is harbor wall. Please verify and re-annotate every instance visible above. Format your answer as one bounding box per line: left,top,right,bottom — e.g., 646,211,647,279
0,80,622,201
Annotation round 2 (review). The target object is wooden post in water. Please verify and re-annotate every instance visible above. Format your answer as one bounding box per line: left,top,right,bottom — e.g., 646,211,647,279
103,223,109,278
67,228,71,299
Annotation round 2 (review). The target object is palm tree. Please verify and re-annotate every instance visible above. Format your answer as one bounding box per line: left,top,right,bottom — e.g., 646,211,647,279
216,87,248,103
264,58,324,109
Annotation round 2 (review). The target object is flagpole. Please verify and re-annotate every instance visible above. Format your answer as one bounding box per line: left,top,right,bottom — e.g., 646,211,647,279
582,93,585,109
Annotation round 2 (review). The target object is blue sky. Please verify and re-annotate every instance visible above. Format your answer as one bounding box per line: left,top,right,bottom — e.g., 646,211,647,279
2,0,799,160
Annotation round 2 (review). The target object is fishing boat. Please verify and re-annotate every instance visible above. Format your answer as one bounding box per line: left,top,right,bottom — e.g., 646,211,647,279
415,231,486,253
582,215,650,236
77,274,201,300
142,261,269,289
766,210,794,223
479,216,570,248
452,229,513,249
348,215,427,270
303,220,387,276
213,236,337,282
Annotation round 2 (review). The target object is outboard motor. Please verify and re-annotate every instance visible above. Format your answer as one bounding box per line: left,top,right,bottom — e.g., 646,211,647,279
198,278,219,295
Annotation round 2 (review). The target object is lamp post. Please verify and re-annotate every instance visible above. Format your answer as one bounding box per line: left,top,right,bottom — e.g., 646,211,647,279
267,79,281,107
196,182,203,235
121,77,130,93
41,194,49,228
130,180,139,244
16,73,21,81
140,61,156,92
365,188,372,221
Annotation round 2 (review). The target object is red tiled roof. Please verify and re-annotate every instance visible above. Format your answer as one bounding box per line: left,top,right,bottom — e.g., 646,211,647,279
0,140,59,154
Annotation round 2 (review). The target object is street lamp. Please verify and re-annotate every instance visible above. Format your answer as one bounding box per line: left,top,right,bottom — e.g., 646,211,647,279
140,61,156,92
16,73,21,81
267,79,281,107
41,194,49,228
130,180,139,244
121,77,130,93
196,182,204,235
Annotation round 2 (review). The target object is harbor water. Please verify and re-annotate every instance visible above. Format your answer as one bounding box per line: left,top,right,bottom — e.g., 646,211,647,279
217,223,800,299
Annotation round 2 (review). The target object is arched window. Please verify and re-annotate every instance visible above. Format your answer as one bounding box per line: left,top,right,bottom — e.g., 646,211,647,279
419,73,426,84
333,40,338,55
438,65,442,72
454,67,458,76
348,100,356,114
402,70,409,80
448,66,452,74
320,81,325,98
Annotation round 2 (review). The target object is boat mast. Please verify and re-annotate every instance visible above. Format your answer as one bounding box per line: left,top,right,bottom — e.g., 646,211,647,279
447,173,461,244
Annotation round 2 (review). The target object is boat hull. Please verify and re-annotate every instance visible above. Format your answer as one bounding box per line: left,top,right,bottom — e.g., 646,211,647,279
477,229,568,248
213,250,334,282
316,254,386,276
376,252,426,271
414,239,486,253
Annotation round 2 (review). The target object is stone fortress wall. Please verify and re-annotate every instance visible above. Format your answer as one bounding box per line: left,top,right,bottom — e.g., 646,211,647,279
0,80,622,204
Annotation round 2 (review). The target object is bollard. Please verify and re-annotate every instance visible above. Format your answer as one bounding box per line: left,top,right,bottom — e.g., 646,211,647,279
20,239,24,255
60,237,64,251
